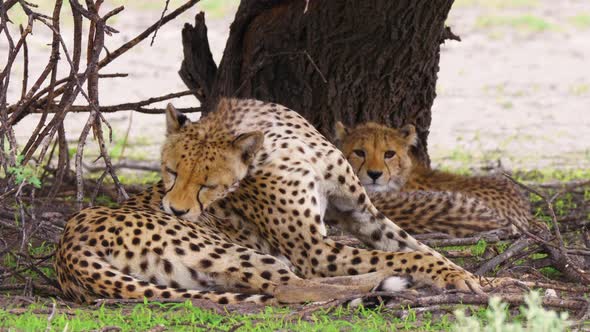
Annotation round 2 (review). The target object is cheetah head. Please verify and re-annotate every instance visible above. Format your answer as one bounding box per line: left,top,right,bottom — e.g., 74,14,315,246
335,122,416,193
161,102,264,221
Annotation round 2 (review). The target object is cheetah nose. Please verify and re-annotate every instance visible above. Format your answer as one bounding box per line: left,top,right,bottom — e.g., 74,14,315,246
367,170,383,181
170,206,188,217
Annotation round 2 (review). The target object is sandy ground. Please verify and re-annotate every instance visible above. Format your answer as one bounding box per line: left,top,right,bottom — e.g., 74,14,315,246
7,0,590,172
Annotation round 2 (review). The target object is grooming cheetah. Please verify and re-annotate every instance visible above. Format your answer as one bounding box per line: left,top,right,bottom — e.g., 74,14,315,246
335,122,532,237
55,98,488,305
157,98,485,285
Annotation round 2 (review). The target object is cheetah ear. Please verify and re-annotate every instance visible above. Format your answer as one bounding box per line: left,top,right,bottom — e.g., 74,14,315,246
334,121,349,143
232,131,264,164
166,103,190,135
399,124,417,147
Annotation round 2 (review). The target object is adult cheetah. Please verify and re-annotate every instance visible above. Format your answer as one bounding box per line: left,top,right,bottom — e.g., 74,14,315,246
55,98,487,305
156,98,484,288
334,121,532,236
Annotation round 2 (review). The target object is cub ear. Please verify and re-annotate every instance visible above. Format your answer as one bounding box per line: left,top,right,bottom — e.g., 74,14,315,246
334,121,349,143
232,131,264,164
166,103,190,135
399,124,417,147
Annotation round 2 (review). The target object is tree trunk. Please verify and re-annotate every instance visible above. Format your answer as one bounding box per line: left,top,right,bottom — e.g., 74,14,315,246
179,0,458,166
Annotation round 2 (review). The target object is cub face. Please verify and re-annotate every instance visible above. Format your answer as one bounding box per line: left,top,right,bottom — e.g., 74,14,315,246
335,122,417,193
160,102,263,221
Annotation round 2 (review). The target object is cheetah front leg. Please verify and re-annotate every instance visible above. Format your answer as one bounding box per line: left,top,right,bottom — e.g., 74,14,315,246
314,152,486,291
327,184,437,256
309,238,484,294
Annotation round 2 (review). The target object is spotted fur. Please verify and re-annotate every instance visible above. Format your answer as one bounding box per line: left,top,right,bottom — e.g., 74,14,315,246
335,121,531,236
55,98,487,305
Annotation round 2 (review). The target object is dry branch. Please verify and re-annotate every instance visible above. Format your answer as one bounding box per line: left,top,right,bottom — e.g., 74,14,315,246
7,0,201,125
475,238,535,275
502,173,590,284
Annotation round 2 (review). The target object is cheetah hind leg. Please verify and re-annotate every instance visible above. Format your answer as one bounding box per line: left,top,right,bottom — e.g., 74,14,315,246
310,271,411,290
275,272,412,304
69,248,276,305
72,247,406,305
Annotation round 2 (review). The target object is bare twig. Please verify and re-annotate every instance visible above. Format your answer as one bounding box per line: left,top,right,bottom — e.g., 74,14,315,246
303,50,327,83
19,24,28,100
25,105,202,114
423,233,505,247
475,238,535,275
98,0,200,68
117,112,133,161
503,172,590,284
150,0,171,46
84,160,159,173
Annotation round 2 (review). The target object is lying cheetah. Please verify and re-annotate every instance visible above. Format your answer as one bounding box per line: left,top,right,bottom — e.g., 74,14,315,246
55,98,487,305
335,122,531,236
157,99,484,286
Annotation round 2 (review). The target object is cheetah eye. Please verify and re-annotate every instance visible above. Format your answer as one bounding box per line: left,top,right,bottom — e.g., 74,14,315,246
166,167,177,178
202,184,218,190
353,150,365,158
384,150,396,159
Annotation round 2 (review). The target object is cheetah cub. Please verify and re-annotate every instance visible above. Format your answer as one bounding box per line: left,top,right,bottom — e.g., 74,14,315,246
335,122,531,237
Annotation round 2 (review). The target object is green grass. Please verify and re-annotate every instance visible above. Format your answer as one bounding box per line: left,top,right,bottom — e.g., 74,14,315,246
0,301,456,332
475,15,556,33
515,168,590,183
454,0,539,9
2,242,56,283
454,292,570,332
0,292,572,331
447,148,475,164
568,13,590,29
198,0,240,18
569,83,590,96
470,239,488,257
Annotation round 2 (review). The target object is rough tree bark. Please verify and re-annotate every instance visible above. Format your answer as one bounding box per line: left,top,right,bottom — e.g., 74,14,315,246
179,0,459,166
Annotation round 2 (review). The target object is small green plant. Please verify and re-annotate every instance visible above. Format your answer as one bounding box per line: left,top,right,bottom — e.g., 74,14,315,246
568,14,590,29
453,292,570,332
7,154,42,188
471,239,488,257
499,100,514,109
553,193,576,217
448,149,474,164
454,0,539,9
495,241,510,254
569,83,590,96
476,15,556,33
